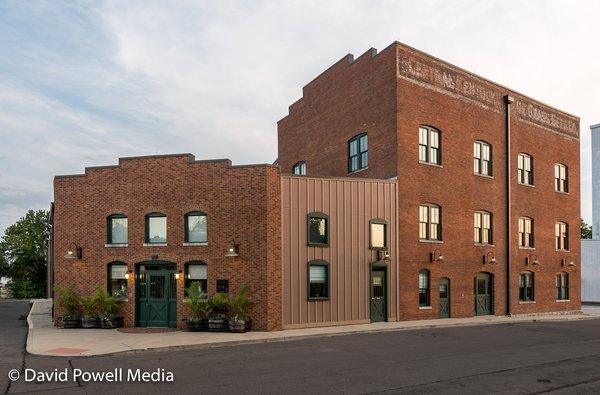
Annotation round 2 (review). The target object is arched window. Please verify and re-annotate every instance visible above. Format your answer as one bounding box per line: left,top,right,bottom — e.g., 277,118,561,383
517,153,533,185
419,204,441,241
555,222,569,251
519,271,534,302
307,260,329,299
518,217,534,248
107,214,128,245
419,126,441,165
107,262,128,299
474,141,492,176
419,269,430,307
185,211,207,243
474,211,493,245
145,212,167,244
348,133,368,172
554,163,568,192
556,272,569,300
184,261,207,297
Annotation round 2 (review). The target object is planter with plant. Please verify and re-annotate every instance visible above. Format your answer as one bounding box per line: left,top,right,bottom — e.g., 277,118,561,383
184,287,210,331
95,290,123,329
80,293,100,328
228,285,253,333
54,285,82,328
207,292,229,332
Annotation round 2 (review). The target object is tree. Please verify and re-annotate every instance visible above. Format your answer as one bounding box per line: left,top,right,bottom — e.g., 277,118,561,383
581,218,593,240
0,210,49,298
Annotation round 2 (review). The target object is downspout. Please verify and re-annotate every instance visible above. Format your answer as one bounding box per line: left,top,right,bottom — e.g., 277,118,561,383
504,95,514,316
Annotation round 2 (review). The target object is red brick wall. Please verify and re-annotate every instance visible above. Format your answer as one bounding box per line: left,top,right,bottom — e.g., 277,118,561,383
53,155,282,331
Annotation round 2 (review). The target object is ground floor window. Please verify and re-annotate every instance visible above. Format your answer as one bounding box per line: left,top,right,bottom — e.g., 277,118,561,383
185,262,207,297
108,263,128,299
556,272,569,300
419,269,430,307
519,271,534,302
308,261,329,299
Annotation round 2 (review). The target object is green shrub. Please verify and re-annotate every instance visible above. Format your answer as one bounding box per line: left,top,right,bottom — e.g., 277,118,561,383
10,278,44,299
185,287,209,320
53,285,81,318
207,292,229,320
229,285,252,322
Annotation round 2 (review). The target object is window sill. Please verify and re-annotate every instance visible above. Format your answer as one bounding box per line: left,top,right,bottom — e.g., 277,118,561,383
348,167,368,175
474,243,495,247
418,161,442,168
308,243,329,248
555,190,570,195
419,306,432,310
519,301,536,304
419,239,443,244
105,244,128,248
143,243,167,247
183,242,208,246
474,173,494,179
517,182,535,188
519,246,536,250
308,297,330,301
556,299,571,303
556,249,570,253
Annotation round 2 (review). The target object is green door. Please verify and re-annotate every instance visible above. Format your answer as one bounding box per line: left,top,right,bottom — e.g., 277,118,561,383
439,278,450,318
474,273,492,316
137,265,177,327
370,268,387,322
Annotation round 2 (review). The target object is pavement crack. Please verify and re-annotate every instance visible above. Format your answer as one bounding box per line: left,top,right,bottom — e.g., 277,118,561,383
68,360,82,387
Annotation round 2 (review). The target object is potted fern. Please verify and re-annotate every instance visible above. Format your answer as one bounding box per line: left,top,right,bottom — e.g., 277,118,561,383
96,290,124,329
207,292,229,332
81,293,100,328
229,286,253,333
184,287,210,331
54,285,82,328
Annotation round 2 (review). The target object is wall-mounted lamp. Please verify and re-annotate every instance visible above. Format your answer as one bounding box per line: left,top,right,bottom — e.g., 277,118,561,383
483,251,496,264
561,257,576,267
225,244,239,258
378,249,391,261
125,269,133,280
525,254,539,266
430,249,444,263
64,243,82,259
175,269,183,280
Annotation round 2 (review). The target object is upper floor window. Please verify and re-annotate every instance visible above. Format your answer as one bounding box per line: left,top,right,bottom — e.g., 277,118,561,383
419,204,441,241
145,213,167,244
519,271,535,302
555,222,569,251
555,164,568,193
293,161,306,175
308,260,329,299
307,212,329,246
370,219,387,249
518,217,534,248
348,133,368,172
419,269,430,307
107,214,128,245
517,153,533,185
419,126,441,165
185,262,207,297
185,212,207,243
108,262,128,299
474,141,492,176
556,272,569,300
474,211,492,245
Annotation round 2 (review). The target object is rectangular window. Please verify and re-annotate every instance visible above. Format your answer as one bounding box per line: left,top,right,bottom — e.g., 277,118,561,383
107,216,128,244
419,271,430,307
519,272,535,302
308,263,328,299
293,161,306,175
308,213,328,246
518,217,534,248
555,222,569,250
555,164,568,192
419,126,441,165
185,263,207,297
370,221,387,249
109,265,128,299
348,134,368,172
474,212,492,244
517,153,533,185
474,141,492,176
419,204,441,241
146,215,167,244
556,273,569,300
185,213,207,243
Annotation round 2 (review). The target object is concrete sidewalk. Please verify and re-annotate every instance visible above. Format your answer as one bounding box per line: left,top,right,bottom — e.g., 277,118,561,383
27,299,597,357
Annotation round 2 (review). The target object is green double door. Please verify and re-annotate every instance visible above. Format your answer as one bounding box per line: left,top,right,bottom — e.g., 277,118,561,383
137,265,177,327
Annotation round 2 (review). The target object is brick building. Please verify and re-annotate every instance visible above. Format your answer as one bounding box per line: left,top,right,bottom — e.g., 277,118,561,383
50,42,581,330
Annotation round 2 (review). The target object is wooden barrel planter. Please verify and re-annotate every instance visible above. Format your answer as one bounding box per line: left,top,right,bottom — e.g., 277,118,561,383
81,317,99,329
186,318,209,332
208,318,226,332
61,317,81,329
228,318,252,333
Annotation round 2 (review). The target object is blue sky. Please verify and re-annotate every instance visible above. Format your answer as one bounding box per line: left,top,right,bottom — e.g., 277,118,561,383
0,0,598,233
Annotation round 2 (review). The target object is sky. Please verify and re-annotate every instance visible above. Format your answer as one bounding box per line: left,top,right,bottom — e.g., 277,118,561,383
0,0,599,234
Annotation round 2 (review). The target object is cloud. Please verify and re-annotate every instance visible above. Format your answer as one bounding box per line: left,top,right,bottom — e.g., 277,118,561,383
0,0,598,234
